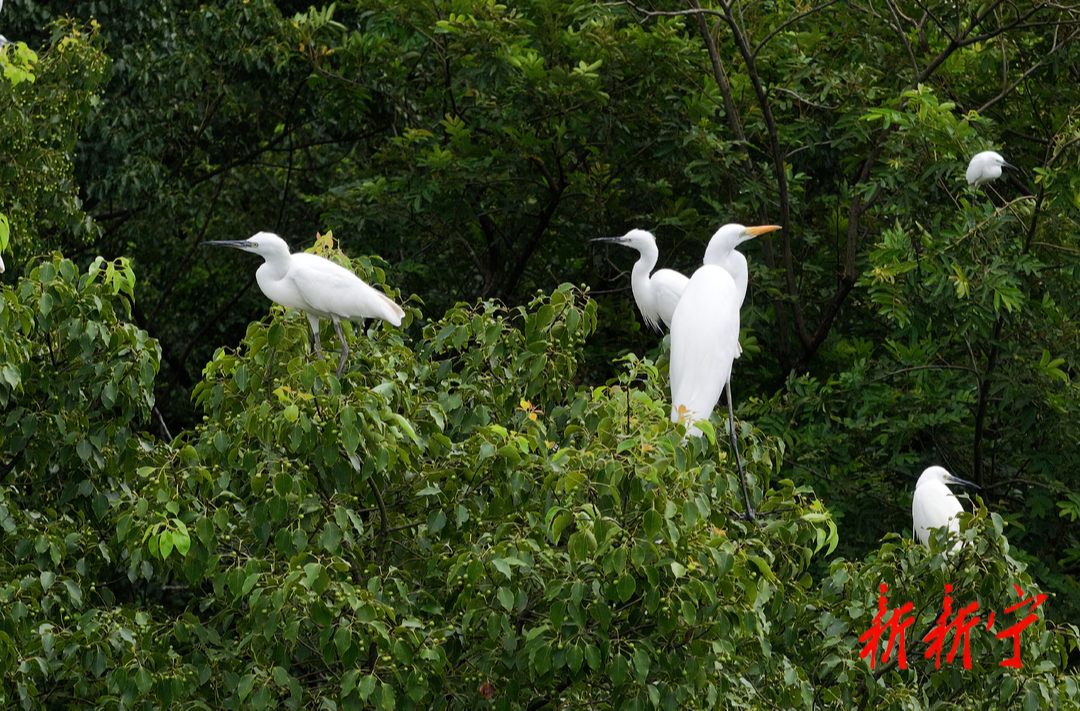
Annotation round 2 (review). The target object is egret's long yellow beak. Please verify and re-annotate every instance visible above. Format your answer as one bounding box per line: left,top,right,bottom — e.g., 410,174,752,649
743,224,782,238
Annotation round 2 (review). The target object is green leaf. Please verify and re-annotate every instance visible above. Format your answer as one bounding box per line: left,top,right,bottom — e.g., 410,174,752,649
548,510,572,544
238,673,255,701
609,654,629,686
320,522,342,552
136,667,153,694
173,528,191,556
358,674,377,700
566,644,583,673
159,531,174,560
632,648,650,683
427,509,447,535
196,517,214,546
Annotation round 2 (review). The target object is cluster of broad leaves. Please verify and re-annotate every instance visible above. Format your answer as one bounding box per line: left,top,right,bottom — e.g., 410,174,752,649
2,260,1078,709
0,18,110,256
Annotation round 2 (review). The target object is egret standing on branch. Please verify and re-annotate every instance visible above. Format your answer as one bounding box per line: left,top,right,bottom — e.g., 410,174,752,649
966,150,1014,190
202,232,405,378
966,151,1014,225
591,229,688,332
912,465,980,549
669,223,781,520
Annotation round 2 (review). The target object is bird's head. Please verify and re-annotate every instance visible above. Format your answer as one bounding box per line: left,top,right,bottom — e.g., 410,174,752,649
202,231,292,258
703,223,780,263
916,465,980,491
980,151,1013,169
590,229,657,252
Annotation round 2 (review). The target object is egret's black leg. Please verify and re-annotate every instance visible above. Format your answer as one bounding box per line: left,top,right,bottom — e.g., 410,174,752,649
333,318,349,377
307,314,324,360
726,378,756,523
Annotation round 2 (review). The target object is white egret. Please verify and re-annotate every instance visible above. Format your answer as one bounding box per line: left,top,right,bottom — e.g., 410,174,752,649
202,232,405,377
591,229,688,331
912,465,980,549
669,223,781,520
966,150,1014,188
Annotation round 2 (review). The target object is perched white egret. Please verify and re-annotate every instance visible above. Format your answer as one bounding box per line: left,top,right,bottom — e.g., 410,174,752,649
912,465,980,549
591,229,688,331
670,223,781,520
202,232,405,377
966,151,1013,189
669,224,779,431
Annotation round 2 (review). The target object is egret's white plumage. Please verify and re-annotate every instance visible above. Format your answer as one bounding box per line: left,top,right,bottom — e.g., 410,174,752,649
591,229,688,331
669,263,740,435
966,151,1013,188
203,232,404,377
912,465,979,548
669,224,779,433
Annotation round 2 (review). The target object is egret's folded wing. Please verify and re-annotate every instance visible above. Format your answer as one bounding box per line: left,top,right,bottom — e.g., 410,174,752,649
289,255,404,325
651,268,689,329
669,265,739,432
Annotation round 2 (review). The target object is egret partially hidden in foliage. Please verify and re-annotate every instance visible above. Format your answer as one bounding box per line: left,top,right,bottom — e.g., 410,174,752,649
670,223,781,520
966,150,1014,189
202,232,405,377
591,229,688,332
912,465,980,549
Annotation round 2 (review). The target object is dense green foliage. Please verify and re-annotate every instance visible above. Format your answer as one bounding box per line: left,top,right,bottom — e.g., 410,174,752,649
3,0,1080,707
2,271,1076,708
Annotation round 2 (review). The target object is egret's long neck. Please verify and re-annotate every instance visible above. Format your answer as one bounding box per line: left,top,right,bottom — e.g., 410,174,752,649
723,251,749,304
629,242,659,309
631,241,659,279
258,246,292,281
703,241,733,267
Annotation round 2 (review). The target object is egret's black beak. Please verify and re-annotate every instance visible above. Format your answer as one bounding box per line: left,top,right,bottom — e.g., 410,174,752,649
1002,161,1016,170
948,475,980,490
590,236,625,244
201,240,252,250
